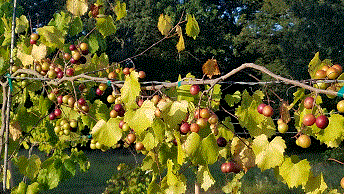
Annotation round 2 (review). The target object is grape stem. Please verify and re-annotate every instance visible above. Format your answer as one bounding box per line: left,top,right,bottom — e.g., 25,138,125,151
328,158,344,165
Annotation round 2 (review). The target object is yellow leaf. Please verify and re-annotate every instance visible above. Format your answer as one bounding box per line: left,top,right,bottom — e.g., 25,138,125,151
202,59,221,79
176,34,185,52
17,49,33,67
10,121,22,141
175,25,182,36
31,44,47,61
157,14,172,36
66,0,88,16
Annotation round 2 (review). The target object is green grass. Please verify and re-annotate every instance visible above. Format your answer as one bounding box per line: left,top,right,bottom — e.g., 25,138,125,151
12,149,344,194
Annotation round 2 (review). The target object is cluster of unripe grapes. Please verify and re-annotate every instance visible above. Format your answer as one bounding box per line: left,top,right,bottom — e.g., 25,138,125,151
314,64,343,96
30,33,39,45
48,91,91,115
53,118,77,136
302,97,329,129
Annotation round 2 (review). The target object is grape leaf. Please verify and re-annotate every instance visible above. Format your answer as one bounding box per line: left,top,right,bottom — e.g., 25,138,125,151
31,44,47,61
279,155,311,188
121,71,141,109
308,52,322,79
9,121,22,141
68,16,83,36
114,0,126,21
252,134,286,171
232,139,255,172
195,133,219,165
96,15,116,37
186,14,200,39
176,73,196,102
157,14,172,36
165,100,188,130
26,182,39,194
0,57,8,75
218,117,234,141
148,176,162,194
152,118,166,143
142,132,157,151
15,15,28,34
91,118,122,147
196,165,215,191
183,132,201,157
48,11,71,32
15,155,41,180
176,137,185,165
162,159,187,194
125,100,155,135
303,172,328,194
66,0,88,16
202,59,220,79
93,99,110,121
205,84,222,108
235,90,275,138
315,114,344,147
17,48,33,67
12,182,27,194
225,91,241,107
176,34,185,52
87,34,99,53
222,171,244,194
37,26,66,49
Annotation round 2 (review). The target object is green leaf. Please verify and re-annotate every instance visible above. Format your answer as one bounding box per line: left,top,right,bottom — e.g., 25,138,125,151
26,182,40,194
303,172,328,194
252,134,286,171
235,90,275,138
152,118,166,143
17,48,33,67
15,155,41,180
176,137,185,165
222,171,244,194
114,1,126,21
48,11,71,32
91,118,122,147
148,176,162,194
87,34,99,53
279,155,311,188
66,0,88,16
12,181,27,194
142,132,157,151
93,99,110,121
315,114,344,147
225,91,241,107
60,105,79,121
37,26,66,49
308,52,322,79
15,15,28,34
157,14,172,36
0,57,8,75
196,165,215,191
63,158,76,176
196,133,219,165
176,34,185,52
183,132,201,157
185,14,200,40
162,159,187,194
165,100,188,130
218,117,234,141
121,71,141,109
69,16,83,36
124,100,155,135
96,15,116,37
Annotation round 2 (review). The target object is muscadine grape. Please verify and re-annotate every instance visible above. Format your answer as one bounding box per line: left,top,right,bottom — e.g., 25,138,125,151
54,126,61,133
278,122,288,133
79,56,87,64
95,142,103,149
108,72,116,79
54,109,62,117
138,71,146,79
63,53,71,61
257,103,267,114
70,120,77,128
137,99,144,107
66,68,74,76
316,115,329,129
48,92,56,101
115,68,121,74
208,114,218,124
81,105,89,113
30,33,40,41
297,134,311,148
155,108,161,117
96,88,104,96
337,100,344,113
69,44,77,51
303,114,316,126
123,68,130,75
68,97,76,107
64,129,70,135
190,123,200,133
135,142,144,151
57,71,64,78
180,123,190,134
30,39,37,45
118,109,125,117
49,113,56,120
200,108,211,119
79,43,88,51
107,95,115,104
327,67,340,79
314,69,327,79
304,97,315,109
99,83,107,91
190,84,200,95
90,143,96,149
114,104,123,112
119,120,125,129
78,98,86,106
122,123,130,131
127,133,136,144
70,58,78,64
63,123,71,130
151,95,160,105
110,110,118,118
217,137,227,147
262,105,273,117
341,177,344,189
332,64,343,74
196,118,208,129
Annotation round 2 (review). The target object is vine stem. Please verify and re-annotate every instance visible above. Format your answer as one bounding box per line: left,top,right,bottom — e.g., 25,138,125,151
328,158,344,165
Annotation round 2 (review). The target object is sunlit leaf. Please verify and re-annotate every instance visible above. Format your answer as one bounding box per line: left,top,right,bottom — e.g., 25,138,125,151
185,14,200,39
157,14,172,36
96,15,116,37
176,34,185,52
31,44,47,61
15,15,28,34
279,155,311,188
66,0,88,16
114,0,127,20
202,59,220,79
197,165,215,191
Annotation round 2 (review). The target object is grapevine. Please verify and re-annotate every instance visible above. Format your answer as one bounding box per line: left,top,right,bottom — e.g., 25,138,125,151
0,0,344,194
